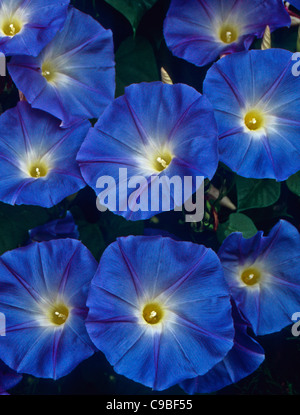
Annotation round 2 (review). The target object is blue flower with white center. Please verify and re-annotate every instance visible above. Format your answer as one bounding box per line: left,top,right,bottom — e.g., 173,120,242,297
0,101,89,207
163,0,290,67
85,235,234,391
8,6,115,127
0,239,97,379
0,360,22,395
218,220,300,336
203,49,300,181
0,0,69,56
77,81,219,221
180,301,265,394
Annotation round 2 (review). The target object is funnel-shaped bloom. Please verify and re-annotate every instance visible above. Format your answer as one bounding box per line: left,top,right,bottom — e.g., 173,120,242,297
218,220,300,335
0,101,89,207
163,0,290,67
180,301,265,394
86,235,234,391
203,49,300,181
0,0,69,56
0,239,97,379
8,6,115,127
0,360,22,395
77,81,219,221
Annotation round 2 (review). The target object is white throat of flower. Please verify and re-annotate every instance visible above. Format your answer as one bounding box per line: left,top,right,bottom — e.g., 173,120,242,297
18,149,53,180
34,296,72,328
136,296,169,334
241,105,275,138
39,42,79,88
213,14,244,46
235,259,273,290
0,3,29,38
136,142,174,175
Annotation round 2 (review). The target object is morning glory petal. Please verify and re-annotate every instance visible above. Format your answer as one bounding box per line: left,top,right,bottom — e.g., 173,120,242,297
86,235,234,391
0,101,89,207
203,49,300,180
218,220,300,335
0,360,22,394
163,0,290,67
8,6,115,127
28,211,79,242
0,0,69,56
77,81,219,221
0,239,97,379
180,301,265,394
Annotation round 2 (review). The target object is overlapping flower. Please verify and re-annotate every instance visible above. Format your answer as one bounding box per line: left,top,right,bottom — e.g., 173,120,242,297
86,235,234,390
218,220,300,335
203,49,300,181
0,0,69,56
8,6,116,127
0,360,22,395
163,0,290,67
0,101,89,207
0,239,97,379
77,81,219,221
28,211,79,242
180,301,265,394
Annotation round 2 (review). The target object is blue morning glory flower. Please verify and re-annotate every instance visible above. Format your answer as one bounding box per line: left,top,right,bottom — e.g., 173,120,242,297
8,6,115,127
85,235,234,391
28,211,79,242
0,101,89,207
203,49,300,181
163,0,290,67
0,0,69,57
0,238,97,379
0,360,22,395
77,81,219,221
180,300,265,394
218,220,300,336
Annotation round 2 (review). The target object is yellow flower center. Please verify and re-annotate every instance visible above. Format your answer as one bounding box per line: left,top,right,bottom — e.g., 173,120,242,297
41,61,57,83
48,303,69,326
28,161,48,178
219,24,239,44
244,110,265,131
241,267,261,286
2,17,22,37
143,302,164,325
152,151,173,172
